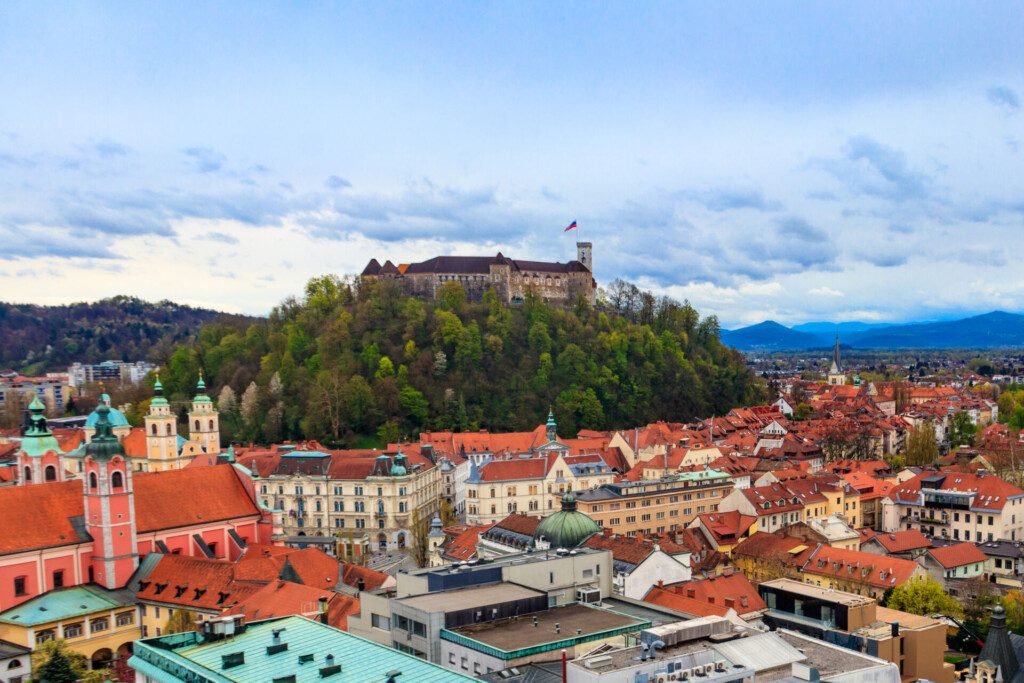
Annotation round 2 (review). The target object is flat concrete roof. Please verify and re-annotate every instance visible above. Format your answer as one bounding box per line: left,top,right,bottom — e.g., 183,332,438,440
448,603,645,653
397,582,544,613
760,578,874,607
873,606,941,631
776,630,891,678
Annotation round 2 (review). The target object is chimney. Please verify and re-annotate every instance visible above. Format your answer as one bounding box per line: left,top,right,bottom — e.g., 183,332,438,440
318,597,329,624
686,587,696,598
658,580,664,588
555,623,561,634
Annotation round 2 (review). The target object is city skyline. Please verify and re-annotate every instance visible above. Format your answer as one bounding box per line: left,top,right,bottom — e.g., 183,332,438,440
1,2,1023,327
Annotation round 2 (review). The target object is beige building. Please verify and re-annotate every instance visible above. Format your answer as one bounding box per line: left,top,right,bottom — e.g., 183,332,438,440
464,416,617,525
243,447,441,555
575,469,734,536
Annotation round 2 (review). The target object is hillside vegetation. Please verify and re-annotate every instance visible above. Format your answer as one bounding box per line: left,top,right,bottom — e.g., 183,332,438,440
158,277,765,446
0,296,252,374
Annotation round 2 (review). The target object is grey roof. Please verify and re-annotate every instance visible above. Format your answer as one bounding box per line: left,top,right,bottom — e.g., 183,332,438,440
979,607,1020,681
0,638,31,659
397,582,544,613
479,661,564,683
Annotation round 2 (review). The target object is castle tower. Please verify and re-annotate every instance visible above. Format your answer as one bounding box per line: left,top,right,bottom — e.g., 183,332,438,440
17,397,66,485
576,242,592,272
144,375,180,471
83,403,139,589
827,335,847,386
188,374,220,456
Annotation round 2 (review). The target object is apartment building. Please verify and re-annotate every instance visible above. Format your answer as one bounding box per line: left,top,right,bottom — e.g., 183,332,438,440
717,475,861,534
242,446,441,554
882,470,1024,543
575,468,733,536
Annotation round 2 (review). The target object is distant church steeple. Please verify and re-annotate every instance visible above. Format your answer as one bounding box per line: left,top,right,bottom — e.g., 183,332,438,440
827,334,847,386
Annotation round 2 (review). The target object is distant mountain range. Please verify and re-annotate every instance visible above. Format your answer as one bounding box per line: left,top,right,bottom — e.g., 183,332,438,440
721,311,1024,350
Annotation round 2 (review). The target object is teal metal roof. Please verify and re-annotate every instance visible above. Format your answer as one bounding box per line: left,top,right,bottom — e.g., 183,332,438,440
85,405,130,428
0,585,135,626
129,615,475,683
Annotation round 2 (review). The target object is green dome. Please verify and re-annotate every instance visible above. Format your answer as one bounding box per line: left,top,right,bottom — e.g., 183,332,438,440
533,493,601,549
20,397,62,457
85,395,130,429
151,375,169,407
85,404,126,461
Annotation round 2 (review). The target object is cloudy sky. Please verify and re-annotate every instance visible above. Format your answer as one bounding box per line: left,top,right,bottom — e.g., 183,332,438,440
1,2,1022,328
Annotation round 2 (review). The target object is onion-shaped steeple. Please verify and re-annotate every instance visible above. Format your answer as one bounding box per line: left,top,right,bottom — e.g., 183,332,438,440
85,404,126,462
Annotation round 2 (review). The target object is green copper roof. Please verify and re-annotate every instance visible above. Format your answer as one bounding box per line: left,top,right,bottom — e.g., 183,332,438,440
85,403,130,428
533,493,601,549
129,615,474,683
20,397,62,457
546,410,556,428
0,585,134,626
85,403,126,461
150,375,169,407
192,373,212,404
390,451,408,476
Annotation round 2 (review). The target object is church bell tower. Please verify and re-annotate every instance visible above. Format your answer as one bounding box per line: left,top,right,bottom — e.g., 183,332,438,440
188,373,221,456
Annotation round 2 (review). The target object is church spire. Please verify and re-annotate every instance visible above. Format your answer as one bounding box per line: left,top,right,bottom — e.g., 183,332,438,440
831,334,841,374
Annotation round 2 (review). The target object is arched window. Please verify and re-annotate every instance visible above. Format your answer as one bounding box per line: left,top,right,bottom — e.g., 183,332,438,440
194,419,200,431
165,423,172,435
8,659,21,669
209,419,215,430
89,473,98,489
150,424,157,435
111,471,124,489
23,466,31,483
44,465,56,482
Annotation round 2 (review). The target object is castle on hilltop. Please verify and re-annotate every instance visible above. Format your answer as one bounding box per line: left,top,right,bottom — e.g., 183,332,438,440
361,241,595,305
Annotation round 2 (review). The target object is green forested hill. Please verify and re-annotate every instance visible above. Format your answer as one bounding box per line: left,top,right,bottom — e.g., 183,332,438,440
0,296,253,374
158,277,765,446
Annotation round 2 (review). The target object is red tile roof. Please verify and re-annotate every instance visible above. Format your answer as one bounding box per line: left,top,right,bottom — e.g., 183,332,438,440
889,471,1024,510
341,563,391,591
731,532,808,562
441,524,489,562
223,581,359,630
859,529,931,553
796,545,920,589
477,458,548,482
644,572,766,618
0,464,261,556
928,542,988,569
691,511,757,546
136,554,261,611
583,532,659,567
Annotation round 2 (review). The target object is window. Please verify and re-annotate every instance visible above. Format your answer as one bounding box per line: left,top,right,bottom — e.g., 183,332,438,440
52,570,64,589
194,419,200,431
13,576,26,596
23,466,31,482
151,424,158,435
334,486,343,495
91,617,109,632
394,615,425,637
461,657,469,671
582,569,593,578
63,623,83,639
35,629,55,644
371,614,391,630
89,473,98,489
449,653,456,665
44,465,56,482
112,471,124,489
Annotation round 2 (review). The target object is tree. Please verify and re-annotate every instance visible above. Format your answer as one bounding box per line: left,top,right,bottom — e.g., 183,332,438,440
905,421,939,466
239,381,259,439
439,496,458,527
32,639,109,683
884,577,963,618
165,608,197,634
949,411,978,448
409,508,430,567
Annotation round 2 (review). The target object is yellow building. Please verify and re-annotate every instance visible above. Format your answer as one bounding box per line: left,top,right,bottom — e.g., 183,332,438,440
0,585,140,672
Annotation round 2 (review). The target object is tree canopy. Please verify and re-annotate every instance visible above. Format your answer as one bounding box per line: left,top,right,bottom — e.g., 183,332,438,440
884,576,963,618
160,276,764,446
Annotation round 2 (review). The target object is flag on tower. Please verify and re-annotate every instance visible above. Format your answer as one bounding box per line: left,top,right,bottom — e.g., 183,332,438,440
564,220,578,232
